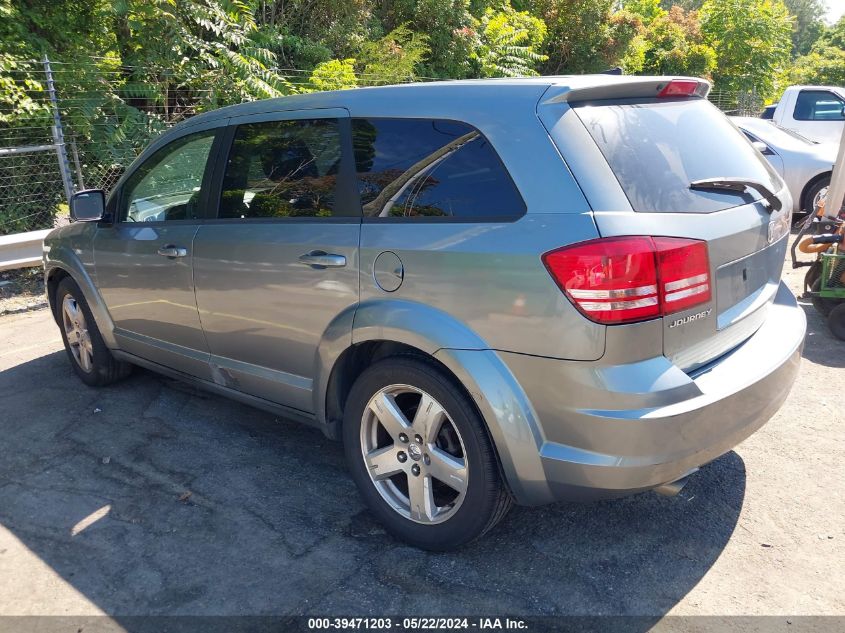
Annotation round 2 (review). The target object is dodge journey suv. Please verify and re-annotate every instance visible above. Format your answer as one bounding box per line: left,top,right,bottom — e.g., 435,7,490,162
44,76,806,550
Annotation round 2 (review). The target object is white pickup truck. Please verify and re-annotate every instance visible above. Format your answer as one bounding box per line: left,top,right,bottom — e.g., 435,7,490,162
765,85,845,144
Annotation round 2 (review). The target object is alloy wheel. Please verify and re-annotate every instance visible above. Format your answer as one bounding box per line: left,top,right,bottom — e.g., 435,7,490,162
360,384,468,524
62,294,94,372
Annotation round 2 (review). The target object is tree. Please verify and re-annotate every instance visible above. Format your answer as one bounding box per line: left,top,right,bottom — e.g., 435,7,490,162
779,15,845,87
783,45,845,86
470,4,548,77
625,0,666,25
623,6,716,77
373,0,476,78
784,0,826,56
819,14,845,49
357,25,430,85
308,58,358,91
700,0,793,100
526,0,642,73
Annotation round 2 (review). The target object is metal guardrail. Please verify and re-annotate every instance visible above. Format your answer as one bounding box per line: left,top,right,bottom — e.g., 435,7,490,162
0,229,51,272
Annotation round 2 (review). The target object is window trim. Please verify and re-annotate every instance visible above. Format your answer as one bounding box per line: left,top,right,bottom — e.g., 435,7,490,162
350,116,527,223
112,126,226,226
208,109,361,222
793,89,845,122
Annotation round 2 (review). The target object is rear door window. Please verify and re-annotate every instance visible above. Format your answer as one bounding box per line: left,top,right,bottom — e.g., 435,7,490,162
574,99,782,213
351,118,525,219
218,118,344,219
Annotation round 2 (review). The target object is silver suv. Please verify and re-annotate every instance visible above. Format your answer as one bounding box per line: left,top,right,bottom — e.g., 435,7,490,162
44,76,806,550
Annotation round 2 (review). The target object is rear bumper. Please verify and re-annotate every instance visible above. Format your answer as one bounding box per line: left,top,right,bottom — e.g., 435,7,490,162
498,281,805,504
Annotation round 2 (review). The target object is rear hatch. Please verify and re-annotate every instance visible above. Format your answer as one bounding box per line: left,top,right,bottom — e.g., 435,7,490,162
541,78,792,371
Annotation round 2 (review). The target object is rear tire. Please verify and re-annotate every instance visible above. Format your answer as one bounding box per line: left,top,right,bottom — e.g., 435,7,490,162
342,356,512,550
828,303,845,341
56,277,132,387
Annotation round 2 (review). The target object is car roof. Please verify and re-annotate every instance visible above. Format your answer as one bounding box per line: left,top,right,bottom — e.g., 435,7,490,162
175,75,706,131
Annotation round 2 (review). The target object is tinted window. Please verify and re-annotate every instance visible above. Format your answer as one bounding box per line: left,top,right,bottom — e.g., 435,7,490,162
351,118,524,219
219,119,342,219
793,90,845,121
121,131,215,222
575,99,782,213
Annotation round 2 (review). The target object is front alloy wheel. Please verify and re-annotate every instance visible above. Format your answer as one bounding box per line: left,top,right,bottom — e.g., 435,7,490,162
361,385,468,524
62,294,94,373
55,276,131,387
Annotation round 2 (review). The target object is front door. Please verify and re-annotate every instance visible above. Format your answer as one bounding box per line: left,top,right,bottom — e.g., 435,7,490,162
94,128,221,378
789,89,845,143
192,109,360,412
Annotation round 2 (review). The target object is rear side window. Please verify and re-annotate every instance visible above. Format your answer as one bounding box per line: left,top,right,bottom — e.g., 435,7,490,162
351,118,525,219
793,90,845,121
575,99,782,213
219,119,343,219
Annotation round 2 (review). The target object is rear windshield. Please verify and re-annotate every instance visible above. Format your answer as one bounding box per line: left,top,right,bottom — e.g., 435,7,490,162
574,98,782,213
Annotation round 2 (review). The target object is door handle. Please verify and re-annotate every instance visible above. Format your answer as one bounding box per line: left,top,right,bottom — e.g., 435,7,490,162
157,245,188,258
298,251,346,269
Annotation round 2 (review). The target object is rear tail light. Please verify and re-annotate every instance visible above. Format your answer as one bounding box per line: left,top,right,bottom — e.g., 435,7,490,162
542,236,711,325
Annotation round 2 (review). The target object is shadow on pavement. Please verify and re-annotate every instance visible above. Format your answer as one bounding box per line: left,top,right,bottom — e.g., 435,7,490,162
0,349,745,628
795,297,845,368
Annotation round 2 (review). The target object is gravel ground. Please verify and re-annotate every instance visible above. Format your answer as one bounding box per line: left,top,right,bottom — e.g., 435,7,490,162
0,268,47,316
0,248,842,623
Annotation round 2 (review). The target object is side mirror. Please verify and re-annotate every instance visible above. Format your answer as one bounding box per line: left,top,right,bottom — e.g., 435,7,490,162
751,141,770,155
70,189,105,222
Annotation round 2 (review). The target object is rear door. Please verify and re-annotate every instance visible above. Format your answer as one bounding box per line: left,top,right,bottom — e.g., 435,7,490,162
541,87,792,371
191,109,360,412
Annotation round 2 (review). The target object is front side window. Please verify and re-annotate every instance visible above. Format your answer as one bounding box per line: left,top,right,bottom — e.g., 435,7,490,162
219,119,342,219
121,131,216,222
351,118,525,219
794,90,845,121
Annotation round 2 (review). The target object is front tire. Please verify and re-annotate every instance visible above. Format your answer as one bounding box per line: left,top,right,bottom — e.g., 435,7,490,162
342,356,512,550
56,277,131,387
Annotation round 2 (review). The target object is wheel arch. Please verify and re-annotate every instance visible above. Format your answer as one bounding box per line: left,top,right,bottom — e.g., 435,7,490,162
800,171,832,213
44,247,117,348
314,299,550,504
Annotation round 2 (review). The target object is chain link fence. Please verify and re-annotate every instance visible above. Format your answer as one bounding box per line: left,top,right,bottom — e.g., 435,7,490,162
0,56,768,236
708,87,765,117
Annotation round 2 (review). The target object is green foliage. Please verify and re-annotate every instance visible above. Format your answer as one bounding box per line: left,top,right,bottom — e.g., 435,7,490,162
528,0,643,73
625,0,666,25
779,15,845,88
819,14,845,49
0,55,52,124
358,25,430,85
783,45,845,86
700,0,793,99
624,7,716,77
783,0,825,56
374,0,476,78
470,5,548,77
110,0,295,106
308,58,358,91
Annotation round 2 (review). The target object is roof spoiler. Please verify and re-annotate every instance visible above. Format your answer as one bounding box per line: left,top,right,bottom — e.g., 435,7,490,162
542,77,711,104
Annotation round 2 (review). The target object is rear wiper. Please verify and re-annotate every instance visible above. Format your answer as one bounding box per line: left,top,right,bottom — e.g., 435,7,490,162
689,177,782,213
